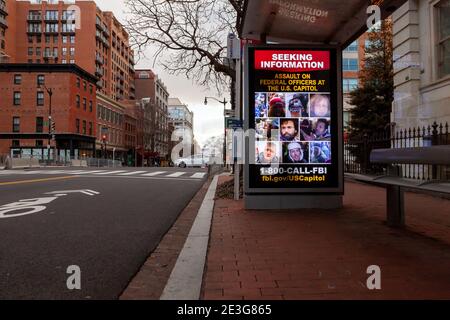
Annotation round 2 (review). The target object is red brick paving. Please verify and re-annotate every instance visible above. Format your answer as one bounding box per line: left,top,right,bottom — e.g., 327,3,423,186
201,176,450,300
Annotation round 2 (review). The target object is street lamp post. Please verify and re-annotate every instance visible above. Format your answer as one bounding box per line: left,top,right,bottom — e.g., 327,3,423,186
204,97,228,166
39,84,54,163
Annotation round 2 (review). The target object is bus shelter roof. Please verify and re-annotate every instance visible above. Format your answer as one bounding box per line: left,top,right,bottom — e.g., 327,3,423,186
240,0,406,46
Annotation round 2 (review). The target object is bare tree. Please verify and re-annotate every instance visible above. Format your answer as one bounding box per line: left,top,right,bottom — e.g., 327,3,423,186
125,0,244,90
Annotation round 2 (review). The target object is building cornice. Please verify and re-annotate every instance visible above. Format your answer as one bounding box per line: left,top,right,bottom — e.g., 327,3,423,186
0,63,98,83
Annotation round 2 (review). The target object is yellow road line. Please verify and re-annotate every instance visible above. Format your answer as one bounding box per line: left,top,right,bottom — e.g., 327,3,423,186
0,176,78,186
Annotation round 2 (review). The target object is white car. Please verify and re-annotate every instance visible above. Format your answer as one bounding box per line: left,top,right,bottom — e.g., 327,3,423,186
174,155,209,168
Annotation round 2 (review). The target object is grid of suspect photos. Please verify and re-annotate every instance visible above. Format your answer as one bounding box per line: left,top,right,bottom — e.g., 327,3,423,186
255,92,332,165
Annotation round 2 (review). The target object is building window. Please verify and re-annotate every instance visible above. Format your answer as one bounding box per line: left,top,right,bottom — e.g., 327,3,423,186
70,47,75,56
62,47,67,56
53,35,58,44
343,78,359,92
76,95,80,108
437,0,450,78
76,119,80,133
62,59,67,64
36,140,44,147
13,92,21,105
14,75,22,85
13,117,20,133
89,85,93,94
37,92,44,106
344,40,358,52
62,36,67,44
83,120,86,135
343,58,359,71
70,35,75,44
12,140,20,148
76,78,80,88
36,47,41,57
45,35,51,44
28,36,33,43
45,10,58,21
83,98,87,110
28,47,33,56
89,101,93,112
89,122,93,136
45,23,59,33
83,81,87,91
36,117,44,133
37,75,45,85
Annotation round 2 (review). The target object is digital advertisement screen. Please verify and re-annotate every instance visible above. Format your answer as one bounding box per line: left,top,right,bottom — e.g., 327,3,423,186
247,46,340,191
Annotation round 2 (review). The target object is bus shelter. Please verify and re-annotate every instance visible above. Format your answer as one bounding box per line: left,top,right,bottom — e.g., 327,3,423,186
239,0,407,209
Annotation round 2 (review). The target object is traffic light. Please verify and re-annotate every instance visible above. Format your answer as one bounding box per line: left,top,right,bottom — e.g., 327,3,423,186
102,134,107,142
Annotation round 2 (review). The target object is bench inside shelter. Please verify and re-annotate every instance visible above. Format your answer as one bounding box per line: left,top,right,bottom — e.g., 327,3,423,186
354,146,450,227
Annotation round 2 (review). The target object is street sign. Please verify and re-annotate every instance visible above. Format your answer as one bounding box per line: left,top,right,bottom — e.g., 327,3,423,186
227,33,241,60
224,109,235,117
226,118,243,130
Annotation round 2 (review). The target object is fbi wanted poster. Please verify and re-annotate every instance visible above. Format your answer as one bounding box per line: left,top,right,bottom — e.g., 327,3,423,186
246,46,341,191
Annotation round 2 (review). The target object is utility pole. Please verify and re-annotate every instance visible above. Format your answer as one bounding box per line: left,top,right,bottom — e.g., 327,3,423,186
39,84,54,163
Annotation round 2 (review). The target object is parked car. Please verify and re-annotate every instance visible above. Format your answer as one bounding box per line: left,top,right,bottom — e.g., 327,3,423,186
174,155,209,168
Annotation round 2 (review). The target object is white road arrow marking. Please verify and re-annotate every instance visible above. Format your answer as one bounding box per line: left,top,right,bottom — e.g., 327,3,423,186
46,189,100,196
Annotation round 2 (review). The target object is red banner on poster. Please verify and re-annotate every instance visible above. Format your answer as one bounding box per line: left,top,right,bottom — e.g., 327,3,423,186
254,50,330,72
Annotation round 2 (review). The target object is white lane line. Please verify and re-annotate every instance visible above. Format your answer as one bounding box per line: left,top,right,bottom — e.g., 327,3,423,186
92,170,127,175
141,171,167,177
190,172,206,179
166,172,185,178
118,171,147,176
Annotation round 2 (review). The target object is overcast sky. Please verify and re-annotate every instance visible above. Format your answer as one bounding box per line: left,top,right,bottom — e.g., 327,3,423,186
94,0,226,147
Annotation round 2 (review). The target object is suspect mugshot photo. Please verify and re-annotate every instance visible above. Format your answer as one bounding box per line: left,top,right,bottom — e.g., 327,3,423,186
310,142,332,164
256,141,280,164
279,118,300,142
268,93,286,117
309,94,331,117
255,118,280,141
282,142,309,164
286,93,309,117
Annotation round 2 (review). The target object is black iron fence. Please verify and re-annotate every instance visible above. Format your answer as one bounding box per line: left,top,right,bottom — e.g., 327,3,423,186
344,122,450,181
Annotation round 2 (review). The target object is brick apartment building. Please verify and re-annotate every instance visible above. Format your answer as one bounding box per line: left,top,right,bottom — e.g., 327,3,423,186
0,0,141,162
134,69,170,163
0,63,98,159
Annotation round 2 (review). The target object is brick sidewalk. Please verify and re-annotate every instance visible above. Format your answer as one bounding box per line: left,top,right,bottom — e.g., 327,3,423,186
201,176,450,300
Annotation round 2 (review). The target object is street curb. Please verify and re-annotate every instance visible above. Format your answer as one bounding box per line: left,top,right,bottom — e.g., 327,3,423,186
160,174,219,300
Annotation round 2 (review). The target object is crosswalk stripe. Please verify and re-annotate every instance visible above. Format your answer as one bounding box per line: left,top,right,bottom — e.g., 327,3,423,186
118,171,147,176
141,171,167,177
166,172,185,178
93,170,127,175
70,170,106,174
190,172,206,179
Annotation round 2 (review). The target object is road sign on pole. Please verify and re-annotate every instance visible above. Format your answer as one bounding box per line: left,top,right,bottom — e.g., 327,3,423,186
226,118,243,130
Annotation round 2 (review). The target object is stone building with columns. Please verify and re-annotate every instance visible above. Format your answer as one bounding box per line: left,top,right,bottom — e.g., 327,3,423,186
392,0,450,130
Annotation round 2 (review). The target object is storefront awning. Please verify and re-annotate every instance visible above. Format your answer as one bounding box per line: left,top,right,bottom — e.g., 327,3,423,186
240,0,407,46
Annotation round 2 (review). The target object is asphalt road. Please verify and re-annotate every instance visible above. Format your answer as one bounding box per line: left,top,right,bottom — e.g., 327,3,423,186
0,167,207,299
